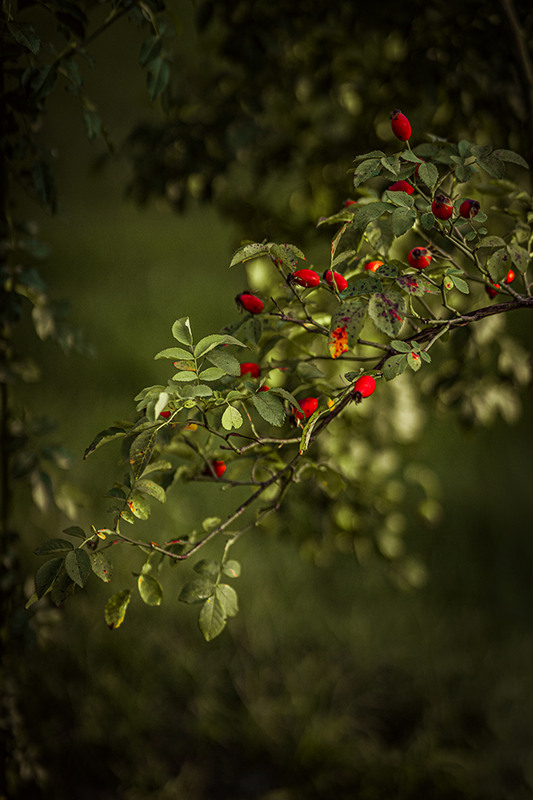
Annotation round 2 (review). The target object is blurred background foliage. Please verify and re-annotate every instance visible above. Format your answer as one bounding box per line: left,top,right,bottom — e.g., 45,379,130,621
3,0,533,797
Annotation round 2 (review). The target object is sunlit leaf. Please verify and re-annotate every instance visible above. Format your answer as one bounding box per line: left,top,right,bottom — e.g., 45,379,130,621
105,590,131,629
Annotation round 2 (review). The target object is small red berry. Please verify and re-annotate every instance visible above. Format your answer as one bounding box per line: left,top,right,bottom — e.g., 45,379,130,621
290,268,321,288
459,199,480,219
257,385,270,392
324,269,348,291
388,180,414,194
390,109,411,142
343,198,357,207
408,247,432,270
206,459,226,478
236,292,264,314
353,375,376,398
485,282,499,299
293,396,318,421
504,269,515,284
159,410,171,419
240,362,261,378
364,260,383,272
431,194,454,221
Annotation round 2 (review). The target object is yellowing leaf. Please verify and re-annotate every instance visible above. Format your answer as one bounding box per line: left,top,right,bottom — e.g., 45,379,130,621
329,326,348,359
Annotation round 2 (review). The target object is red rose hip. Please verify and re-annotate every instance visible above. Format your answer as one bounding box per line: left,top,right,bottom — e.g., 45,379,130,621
240,362,261,378
390,109,411,141
431,194,454,221
504,269,515,284
207,459,226,478
364,260,383,272
388,180,414,194
324,269,348,291
353,375,376,398
408,247,432,270
293,396,318,420
236,292,264,314
290,268,321,288
459,199,480,219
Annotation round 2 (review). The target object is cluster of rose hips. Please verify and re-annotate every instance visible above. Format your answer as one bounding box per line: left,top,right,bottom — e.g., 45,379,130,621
390,111,483,226
390,110,515,302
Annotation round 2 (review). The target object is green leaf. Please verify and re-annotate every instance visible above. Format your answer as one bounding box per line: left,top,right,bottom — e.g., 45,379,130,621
198,594,227,641
243,316,263,345
194,559,219,579
179,578,215,604
380,156,401,177
487,248,511,283
141,460,173,476
385,190,414,209
129,428,158,479
138,574,163,606
391,207,417,237
507,243,529,273
105,590,131,629
342,276,383,297
154,346,193,360
222,560,241,578
198,367,226,382
401,151,423,164
83,109,101,141
7,21,40,54
50,570,76,608
252,392,285,427
194,333,247,358
30,65,57,100
330,299,368,346
178,384,213,398
476,155,505,179
450,275,470,294
390,340,412,353
34,538,74,556
172,317,193,346
351,202,391,231
369,290,405,337
479,235,506,249
395,275,438,296
65,549,92,588
383,353,408,380
493,149,529,169
298,409,320,454
420,212,435,231
172,370,197,382
352,159,382,188
146,56,170,101
455,163,476,183
417,162,438,189
229,242,270,267
127,490,151,520
353,150,386,161
268,387,302,408
407,352,422,372
207,348,241,376
135,479,166,504
222,405,243,430
140,34,162,67
90,552,113,583
84,426,126,459
35,557,63,598
63,525,85,539
216,584,239,618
